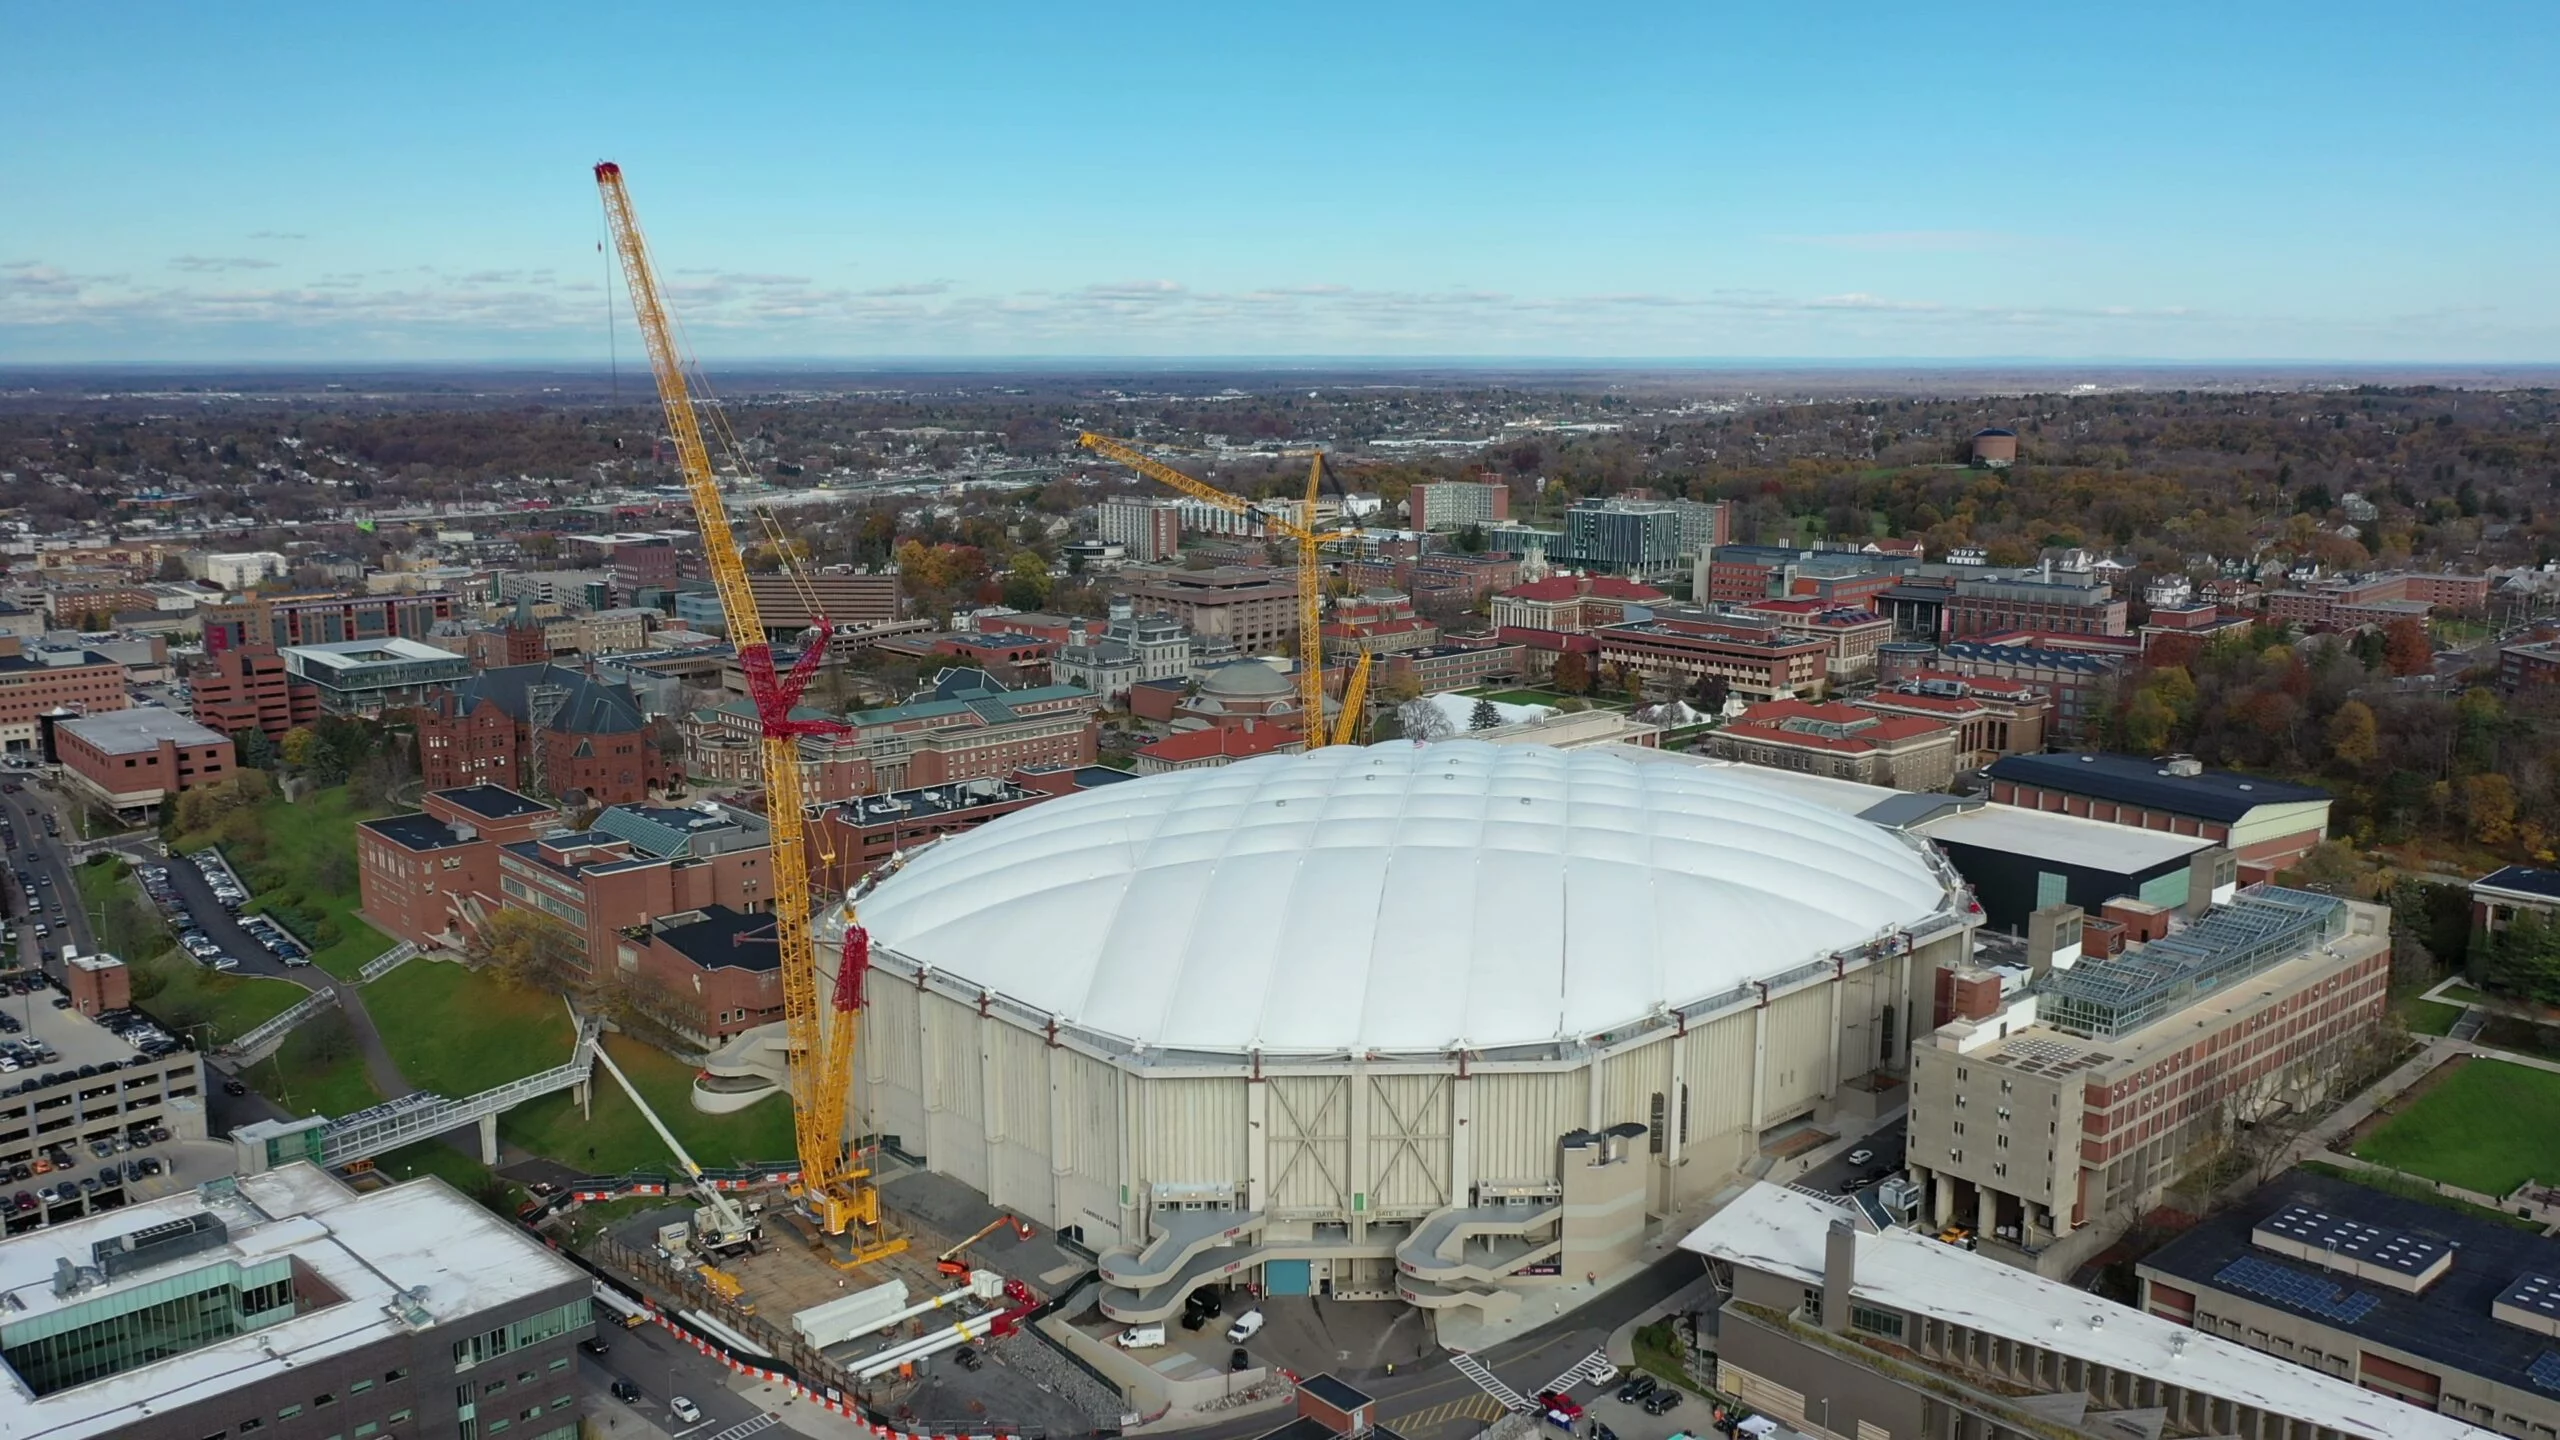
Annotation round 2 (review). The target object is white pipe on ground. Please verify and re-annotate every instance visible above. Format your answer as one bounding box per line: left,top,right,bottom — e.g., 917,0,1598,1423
833,1270,1004,1346
853,1312,1002,1380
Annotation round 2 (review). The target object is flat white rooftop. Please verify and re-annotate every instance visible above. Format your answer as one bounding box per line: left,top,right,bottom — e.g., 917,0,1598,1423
1913,801,2211,872
0,1164,585,1440
1681,1184,2485,1440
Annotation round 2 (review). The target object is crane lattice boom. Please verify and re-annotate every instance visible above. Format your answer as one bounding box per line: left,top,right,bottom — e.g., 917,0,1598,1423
594,162,897,1257
1075,432,1352,744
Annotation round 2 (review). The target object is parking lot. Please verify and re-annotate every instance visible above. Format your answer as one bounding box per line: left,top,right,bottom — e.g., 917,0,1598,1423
141,850,317,981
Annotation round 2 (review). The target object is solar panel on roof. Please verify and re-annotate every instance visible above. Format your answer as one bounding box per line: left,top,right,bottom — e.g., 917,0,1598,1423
2530,1351,2560,1394
2215,1255,2382,1324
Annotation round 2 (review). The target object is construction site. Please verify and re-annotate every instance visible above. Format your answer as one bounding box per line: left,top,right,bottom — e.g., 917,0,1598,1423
549,159,1969,1434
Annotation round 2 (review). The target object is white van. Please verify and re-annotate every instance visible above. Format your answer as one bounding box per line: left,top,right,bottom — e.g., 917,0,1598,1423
1114,1325,1166,1349
1225,1310,1264,1344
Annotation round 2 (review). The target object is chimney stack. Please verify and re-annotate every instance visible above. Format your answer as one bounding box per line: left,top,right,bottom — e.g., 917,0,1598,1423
1823,1218,1856,1333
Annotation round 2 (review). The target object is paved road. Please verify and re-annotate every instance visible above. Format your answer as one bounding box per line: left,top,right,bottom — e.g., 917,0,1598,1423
1795,1115,1905,1199
1166,1252,1703,1440
581,1320,780,1440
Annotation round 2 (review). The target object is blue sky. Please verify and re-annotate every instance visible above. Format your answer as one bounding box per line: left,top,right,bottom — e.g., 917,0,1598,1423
3,2,2553,362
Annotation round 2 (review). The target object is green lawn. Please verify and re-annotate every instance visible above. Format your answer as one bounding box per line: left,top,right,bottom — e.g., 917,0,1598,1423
503,1033,797,1175
2354,1060,2560,1195
365,959,577,1098
78,858,304,1046
251,1042,381,1119
2392,990,2465,1037
172,784,397,980
373,1141,514,1213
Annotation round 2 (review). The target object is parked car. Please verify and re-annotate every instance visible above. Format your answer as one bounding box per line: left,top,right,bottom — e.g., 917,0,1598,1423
610,1379,642,1404
1642,1390,1685,1416
1616,1375,1658,1405
578,1338,611,1357
1225,1310,1264,1344
669,1397,703,1425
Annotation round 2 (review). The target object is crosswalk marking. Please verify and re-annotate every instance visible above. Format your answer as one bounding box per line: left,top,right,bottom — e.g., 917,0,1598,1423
696,1414,781,1440
1536,1350,1617,1397
1385,1394,1510,1434
1447,1350,1531,1412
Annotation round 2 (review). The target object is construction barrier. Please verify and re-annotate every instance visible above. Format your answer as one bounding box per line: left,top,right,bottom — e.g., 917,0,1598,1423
645,1294,1034,1440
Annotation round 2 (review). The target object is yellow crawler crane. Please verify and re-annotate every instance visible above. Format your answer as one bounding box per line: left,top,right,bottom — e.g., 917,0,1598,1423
1076,432,1355,743
594,161,902,1264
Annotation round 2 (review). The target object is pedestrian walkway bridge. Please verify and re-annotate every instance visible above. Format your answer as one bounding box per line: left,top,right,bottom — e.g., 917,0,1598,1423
230,1013,603,1174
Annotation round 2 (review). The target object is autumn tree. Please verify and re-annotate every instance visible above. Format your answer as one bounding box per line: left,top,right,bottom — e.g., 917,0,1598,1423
468,909,586,993
1552,653,1592,695
2383,618,2433,677
1002,550,1053,611
2321,699,2379,770
2462,773,2519,846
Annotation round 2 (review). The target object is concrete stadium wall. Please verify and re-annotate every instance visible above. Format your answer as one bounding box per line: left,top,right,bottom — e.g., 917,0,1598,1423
848,934,1945,1256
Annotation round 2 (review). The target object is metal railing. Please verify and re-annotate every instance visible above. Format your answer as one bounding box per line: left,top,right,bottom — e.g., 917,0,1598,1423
356,942,421,983
316,1012,603,1168
225,987,342,1062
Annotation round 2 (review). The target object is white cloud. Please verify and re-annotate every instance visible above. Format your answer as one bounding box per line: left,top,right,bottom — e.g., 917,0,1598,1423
169,255,280,273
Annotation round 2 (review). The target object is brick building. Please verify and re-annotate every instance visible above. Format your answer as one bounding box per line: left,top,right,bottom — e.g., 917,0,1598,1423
1591,612,1829,701
1125,565,1300,652
1700,545,1907,606
744,570,899,635
1096,496,1185,563
55,709,236,818
1986,751,2331,879
688,668,1099,795
356,785,560,948
2268,570,2491,628
1383,640,1525,695
1130,721,1305,773
200,589,459,652
496,800,772,981
1912,889,2388,1274
1486,574,1666,633
1890,637,2127,743
810,776,1059,893
1705,699,1960,790
187,646,320,740
0,641,129,753
414,663,673,804
1738,599,1895,681
620,904,787,1045
1946,574,2129,639
1850,672,2049,769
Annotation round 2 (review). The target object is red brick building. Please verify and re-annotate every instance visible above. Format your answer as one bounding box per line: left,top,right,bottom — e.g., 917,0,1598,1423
810,775,1067,894
200,589,460,652
1737,600,1895,681
414,663,673,804
496,800,773,980
1591,613,1829,701
1487,574,1666,634
691,669,1099,796
188,646,320,741
1384,640,1525,695
622,904,786,1045
1945,575,2129,639
355,786,560,949
1851,672,2049,769
0,641,128,754
1130,721,1304,774
2266,570,2492,628
1704,699,1959,790
1407,481,1511,532
56,710,236,819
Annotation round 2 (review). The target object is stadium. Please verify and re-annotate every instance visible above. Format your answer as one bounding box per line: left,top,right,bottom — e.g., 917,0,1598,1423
814,741,1975,1323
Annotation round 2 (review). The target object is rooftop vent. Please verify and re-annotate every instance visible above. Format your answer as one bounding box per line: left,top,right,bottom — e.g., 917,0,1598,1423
2162,755,2204,777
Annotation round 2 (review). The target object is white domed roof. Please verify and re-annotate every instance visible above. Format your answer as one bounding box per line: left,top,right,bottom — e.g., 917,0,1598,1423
851,742,1953,1053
